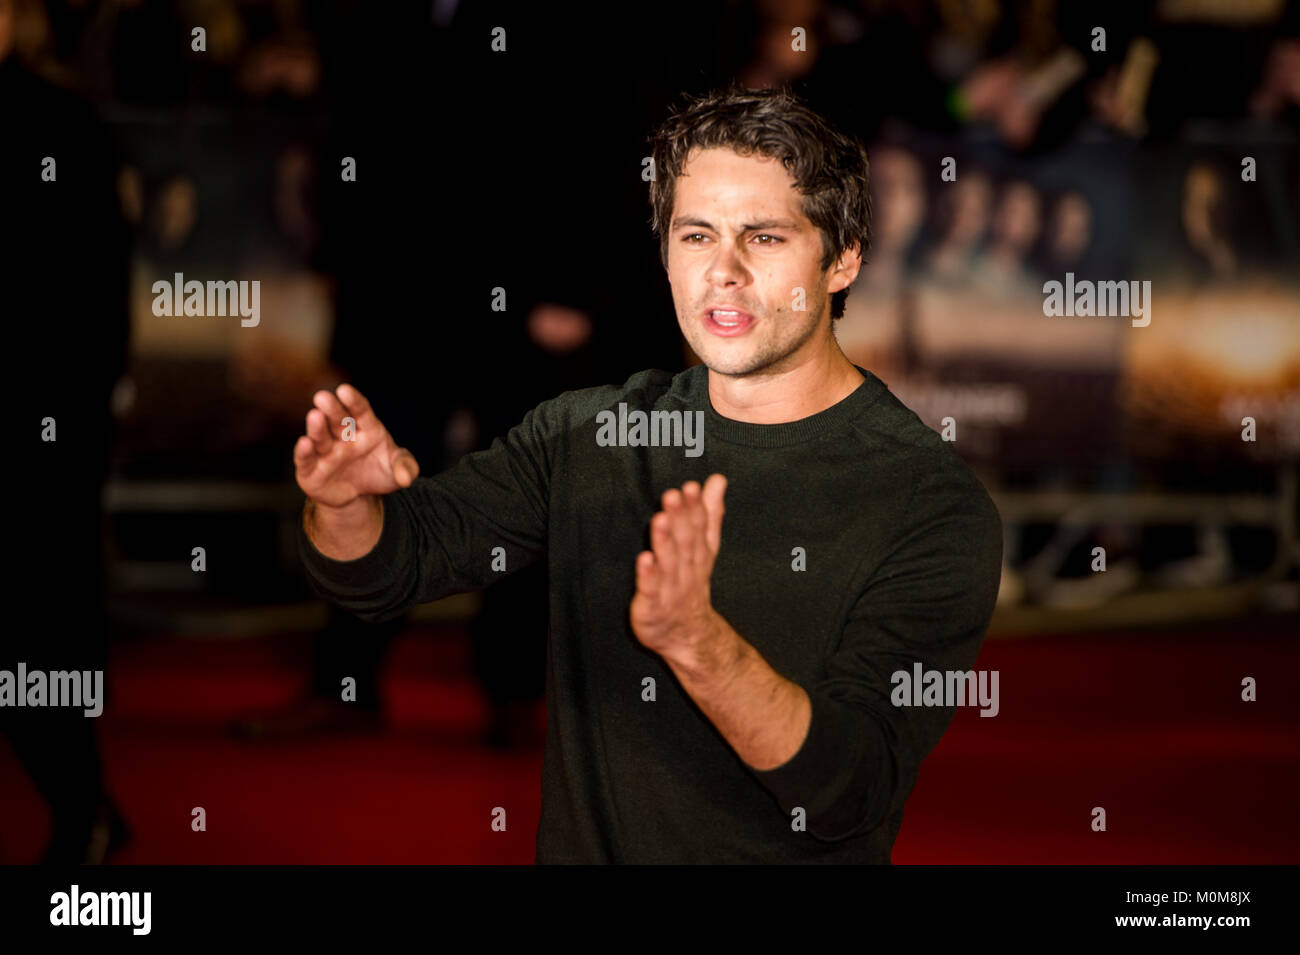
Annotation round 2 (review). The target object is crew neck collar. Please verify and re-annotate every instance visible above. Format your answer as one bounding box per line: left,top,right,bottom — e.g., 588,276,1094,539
685,363,883,448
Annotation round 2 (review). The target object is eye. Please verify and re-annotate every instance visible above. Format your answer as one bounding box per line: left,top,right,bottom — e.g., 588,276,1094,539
752,234,783,245
682,233,708,244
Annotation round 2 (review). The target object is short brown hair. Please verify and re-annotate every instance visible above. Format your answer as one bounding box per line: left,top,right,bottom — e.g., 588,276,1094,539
647,83,872,321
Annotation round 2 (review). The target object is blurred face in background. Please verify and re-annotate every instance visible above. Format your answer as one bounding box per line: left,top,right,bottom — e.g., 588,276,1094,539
752,0,825,81
993,181,1042,254
1181,161,1237,277
666,146,859,378
871,147,927,253
1182,162,1223,247
947,172,993,246
0,0,51,66
1050,191,1092,264
151,176,198,250
0,0,14,62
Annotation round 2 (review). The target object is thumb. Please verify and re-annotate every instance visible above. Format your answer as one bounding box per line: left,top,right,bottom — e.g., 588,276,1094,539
390,447,420,488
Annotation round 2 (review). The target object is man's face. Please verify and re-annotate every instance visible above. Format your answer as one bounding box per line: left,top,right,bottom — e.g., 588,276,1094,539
666,147,857,377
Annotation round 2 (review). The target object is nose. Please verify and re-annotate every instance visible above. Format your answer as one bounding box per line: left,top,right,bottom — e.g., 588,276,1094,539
708,238,752,290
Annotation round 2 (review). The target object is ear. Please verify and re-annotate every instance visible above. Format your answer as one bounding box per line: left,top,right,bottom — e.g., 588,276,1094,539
827,241,863,294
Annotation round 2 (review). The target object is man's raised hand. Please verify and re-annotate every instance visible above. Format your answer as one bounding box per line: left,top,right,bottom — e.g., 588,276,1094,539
293,383,420,509
629,474,728,666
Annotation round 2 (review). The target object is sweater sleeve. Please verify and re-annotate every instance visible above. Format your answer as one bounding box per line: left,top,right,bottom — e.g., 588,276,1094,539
748,457,1003,841
297,395,559,623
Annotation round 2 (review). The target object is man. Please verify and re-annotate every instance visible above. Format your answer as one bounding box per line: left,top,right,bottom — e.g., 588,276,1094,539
294,86,1002,863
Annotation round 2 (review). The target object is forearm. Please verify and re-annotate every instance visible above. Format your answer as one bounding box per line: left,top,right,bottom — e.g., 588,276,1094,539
666,613,812,772
302,495,384,561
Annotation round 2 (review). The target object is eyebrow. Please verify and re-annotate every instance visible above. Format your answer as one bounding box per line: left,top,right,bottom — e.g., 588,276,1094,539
671,217,801,232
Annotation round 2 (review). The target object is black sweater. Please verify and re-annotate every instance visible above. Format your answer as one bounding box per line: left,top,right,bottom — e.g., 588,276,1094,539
298,363,1003,863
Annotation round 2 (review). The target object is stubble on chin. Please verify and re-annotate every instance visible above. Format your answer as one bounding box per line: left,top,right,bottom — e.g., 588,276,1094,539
712,313,825,378
696,335,783,378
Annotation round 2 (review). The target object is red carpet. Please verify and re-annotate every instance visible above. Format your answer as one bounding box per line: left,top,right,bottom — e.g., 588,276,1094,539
2,617,1296,863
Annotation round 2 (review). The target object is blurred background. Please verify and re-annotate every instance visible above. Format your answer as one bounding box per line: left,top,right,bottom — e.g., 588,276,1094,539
1,0,1297,864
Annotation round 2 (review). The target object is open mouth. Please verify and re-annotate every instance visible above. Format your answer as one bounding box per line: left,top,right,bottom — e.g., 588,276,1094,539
705,307,754,336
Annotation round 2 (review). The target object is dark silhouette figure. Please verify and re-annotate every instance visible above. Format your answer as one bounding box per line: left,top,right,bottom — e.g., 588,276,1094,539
1,45,130,862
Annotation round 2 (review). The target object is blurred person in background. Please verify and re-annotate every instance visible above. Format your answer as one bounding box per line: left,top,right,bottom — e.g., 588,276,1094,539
233,0,610,748
923,169,993,286
736,0,826,91
855,144,928,299
1120,156,1276,593
468,301,606,748
1176,160,1239,283
231,6,459,740
972,178,1044,298
1,0,129,862
1038,189,1094,277
834,142,927,382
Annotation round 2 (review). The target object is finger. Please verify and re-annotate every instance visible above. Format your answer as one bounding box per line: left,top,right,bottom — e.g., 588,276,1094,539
680,481,702,516
634,550,659,597
335,383,383,433
682,481,709,567
305,407,336,456
390,447,420,487
293,434,319,475
311,389,345,439
650,510,678,578
666,492,699,578
702,473,727,555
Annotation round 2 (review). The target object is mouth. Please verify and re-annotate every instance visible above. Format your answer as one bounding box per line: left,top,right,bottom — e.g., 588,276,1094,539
704,306,755,337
